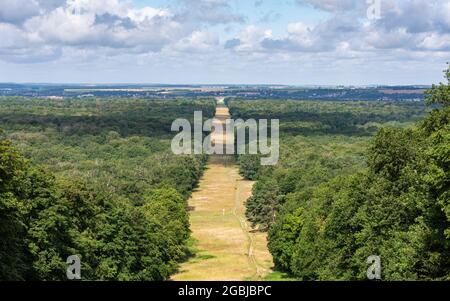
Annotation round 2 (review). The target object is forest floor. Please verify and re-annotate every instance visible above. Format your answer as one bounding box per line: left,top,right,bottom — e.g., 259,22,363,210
172,104,273,281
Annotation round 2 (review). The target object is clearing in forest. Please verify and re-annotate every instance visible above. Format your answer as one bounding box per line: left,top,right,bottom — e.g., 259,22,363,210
172,104,273,281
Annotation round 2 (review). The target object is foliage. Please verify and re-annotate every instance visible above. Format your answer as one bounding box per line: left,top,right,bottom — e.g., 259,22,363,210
229,99,426,137
238,154,261,180
245,177,281,229
425,63,450,106
289,71,449,280
233,67,449,280
0,98,215,280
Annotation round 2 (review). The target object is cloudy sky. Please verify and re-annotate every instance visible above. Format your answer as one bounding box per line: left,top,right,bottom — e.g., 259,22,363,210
0,0,449,85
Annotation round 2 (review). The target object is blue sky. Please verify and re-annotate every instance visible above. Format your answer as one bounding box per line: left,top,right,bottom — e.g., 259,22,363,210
0,0,449,85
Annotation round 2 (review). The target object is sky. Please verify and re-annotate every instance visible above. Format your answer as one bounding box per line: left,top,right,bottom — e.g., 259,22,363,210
0,0,449,85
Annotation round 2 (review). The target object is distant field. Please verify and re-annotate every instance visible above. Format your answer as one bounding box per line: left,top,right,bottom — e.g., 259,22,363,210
0,83,429,101
380,89,426,94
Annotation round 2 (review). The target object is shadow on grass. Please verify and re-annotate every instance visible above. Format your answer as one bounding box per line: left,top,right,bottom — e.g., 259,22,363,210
264,271,298,282
178,237,216,268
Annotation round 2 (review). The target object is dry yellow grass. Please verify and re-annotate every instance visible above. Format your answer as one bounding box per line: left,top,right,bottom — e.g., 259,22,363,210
172,106,273,281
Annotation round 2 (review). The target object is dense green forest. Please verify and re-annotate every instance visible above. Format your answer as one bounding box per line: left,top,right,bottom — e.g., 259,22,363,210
233,68,449,280
0,98,215,280
228,98,426,136
1,73,448,281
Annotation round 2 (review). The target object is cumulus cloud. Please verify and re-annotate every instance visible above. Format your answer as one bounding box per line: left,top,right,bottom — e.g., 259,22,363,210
224,0,450,56
261,14,362,53
261,22,320,52
296,0,362,12
23,2,180,49
176,0,244,24
0,0,41,24
361,0,450,52
0,0,190,62
374,0,450,34
173,31,219,52
0,0,249,63
225,25,273,53
418,33,450,51
0,0,449,70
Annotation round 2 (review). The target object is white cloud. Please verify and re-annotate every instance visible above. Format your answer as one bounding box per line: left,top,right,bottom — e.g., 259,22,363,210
226,25,272,53
0,0,449,84
173,31,219,52
296,0,361,12
0,23,30,49
225,0,450,60
418,33,450,51
0,0,40,24
176,0,244,24
0,0,248,63
0,0,191,62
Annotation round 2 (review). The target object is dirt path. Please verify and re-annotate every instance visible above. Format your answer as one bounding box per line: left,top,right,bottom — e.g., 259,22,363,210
172,104,273,281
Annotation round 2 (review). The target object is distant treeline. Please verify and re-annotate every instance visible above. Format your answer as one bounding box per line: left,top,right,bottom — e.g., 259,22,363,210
228,99,427,136
1,83,427,101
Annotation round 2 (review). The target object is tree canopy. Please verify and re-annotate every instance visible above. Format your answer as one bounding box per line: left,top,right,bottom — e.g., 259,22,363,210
236,66,450,280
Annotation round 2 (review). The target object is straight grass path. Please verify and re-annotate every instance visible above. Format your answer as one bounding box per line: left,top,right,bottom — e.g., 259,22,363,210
172,103,273,281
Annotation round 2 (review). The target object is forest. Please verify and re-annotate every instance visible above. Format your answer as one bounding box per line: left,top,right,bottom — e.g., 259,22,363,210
0,98,215,280
0,69,448,281
233,67,450,280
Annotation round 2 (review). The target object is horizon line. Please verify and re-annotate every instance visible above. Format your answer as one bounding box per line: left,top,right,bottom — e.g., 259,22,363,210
0,82,433,88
